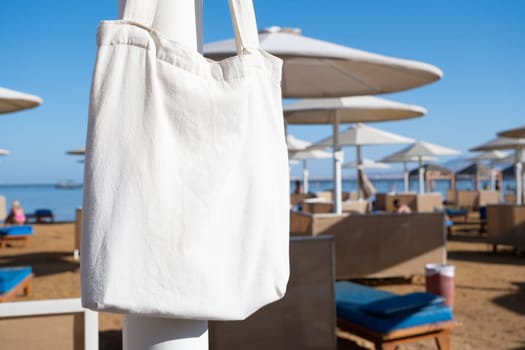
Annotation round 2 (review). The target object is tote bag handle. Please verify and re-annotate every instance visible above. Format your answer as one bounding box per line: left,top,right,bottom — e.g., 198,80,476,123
122,0,260,54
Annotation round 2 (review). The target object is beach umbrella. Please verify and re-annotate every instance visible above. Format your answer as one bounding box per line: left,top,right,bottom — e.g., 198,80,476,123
286,134,310,152
0,87,42,114
204,26,442,98
455,163,492,191
312,123,414,201
284,97,425,212
470,137,525,204
468,151,508,190
342,158,390,169
383,141,460,194
0,149,8,156
379,153,435,192
287,135,331,193
498,125,525,139
66,148,86,156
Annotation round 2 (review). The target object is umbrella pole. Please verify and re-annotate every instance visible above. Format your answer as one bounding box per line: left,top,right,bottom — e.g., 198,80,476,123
303,160,309,194
418,157,425,194
403,161,409,192
332,111,343,214
516,149,523,205
119,1,209,350
356,145,362,199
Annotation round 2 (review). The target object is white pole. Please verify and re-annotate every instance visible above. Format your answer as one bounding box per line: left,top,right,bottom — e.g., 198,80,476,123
302,160,309,194
516,149,523,205
403,161,409,192
118,1,209,349
418,157,425,194
356,145,362,199
332,111,342,214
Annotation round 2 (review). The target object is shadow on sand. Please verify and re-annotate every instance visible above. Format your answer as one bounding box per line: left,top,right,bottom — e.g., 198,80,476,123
0,251,79,277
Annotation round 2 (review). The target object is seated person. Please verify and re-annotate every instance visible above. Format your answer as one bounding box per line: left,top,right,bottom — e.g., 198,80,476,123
5,200,26,225
393,199,412,213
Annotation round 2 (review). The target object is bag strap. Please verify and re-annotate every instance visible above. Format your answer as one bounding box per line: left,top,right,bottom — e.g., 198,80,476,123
121,0,260,54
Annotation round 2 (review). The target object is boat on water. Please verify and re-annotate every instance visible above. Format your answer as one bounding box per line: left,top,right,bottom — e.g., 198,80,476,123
55,180,82,189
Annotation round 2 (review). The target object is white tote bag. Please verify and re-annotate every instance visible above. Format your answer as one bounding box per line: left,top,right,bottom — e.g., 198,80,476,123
81,0,289,320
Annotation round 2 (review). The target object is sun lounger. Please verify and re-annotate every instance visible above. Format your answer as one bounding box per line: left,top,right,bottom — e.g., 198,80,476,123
0,225,33,248
336,281,459,350
26,209,55,223
0,266,33,302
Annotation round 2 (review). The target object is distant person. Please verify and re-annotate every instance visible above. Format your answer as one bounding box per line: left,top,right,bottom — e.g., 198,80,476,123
495,179,500,191
5,200,26,225
293,180,302,195
393,199,412,214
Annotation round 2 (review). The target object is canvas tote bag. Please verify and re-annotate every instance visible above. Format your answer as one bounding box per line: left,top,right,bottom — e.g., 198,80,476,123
81,0,290,320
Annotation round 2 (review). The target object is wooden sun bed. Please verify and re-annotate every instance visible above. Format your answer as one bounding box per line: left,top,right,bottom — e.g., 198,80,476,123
337,318,459,350
0,225,33,248
0,272,33,302
335,281,460,350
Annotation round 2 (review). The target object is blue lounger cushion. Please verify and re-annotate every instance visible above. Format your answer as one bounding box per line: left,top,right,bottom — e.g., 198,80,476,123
0,266,32,294
362,292,444,316
336,281,453,333
0,225,33,236
445,208,468,217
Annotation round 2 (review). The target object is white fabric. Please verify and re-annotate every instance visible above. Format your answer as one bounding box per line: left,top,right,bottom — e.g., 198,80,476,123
81,0,289,320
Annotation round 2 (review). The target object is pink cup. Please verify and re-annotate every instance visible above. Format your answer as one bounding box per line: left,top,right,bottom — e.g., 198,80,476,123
425,264,455,309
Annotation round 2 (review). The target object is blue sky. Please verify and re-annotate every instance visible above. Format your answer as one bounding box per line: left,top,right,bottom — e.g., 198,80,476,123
0,0,523,184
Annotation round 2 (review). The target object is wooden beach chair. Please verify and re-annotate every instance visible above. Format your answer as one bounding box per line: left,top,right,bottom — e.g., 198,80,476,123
336,281,459,350
0,225,33,248
0,266,33,302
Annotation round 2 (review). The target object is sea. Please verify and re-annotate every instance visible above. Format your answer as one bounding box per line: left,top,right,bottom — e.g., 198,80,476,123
0,177,517,222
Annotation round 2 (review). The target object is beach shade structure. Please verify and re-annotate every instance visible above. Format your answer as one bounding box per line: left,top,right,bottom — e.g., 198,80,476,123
204,26,443,98
379,153,436,192
284,97,425,213
383,141,460,194
0,87,42,114
286,134,310,153
498,125,525,139
287,135,331,194
470,137,525,204
455,162,493,191
468,151,508,190
65,148,86,156
312,123,415,202
342,158,390,170
0,149,8,156
408,163,454,193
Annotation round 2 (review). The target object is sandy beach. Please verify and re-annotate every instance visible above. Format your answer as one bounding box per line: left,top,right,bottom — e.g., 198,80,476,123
1,222,524,349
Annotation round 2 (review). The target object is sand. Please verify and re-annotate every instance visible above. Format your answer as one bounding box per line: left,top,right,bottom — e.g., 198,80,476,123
1,222,524,349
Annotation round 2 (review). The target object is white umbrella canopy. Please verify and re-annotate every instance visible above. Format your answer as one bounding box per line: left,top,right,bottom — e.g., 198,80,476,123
342,157,390,169
204,26,443,98
470,137,525,204
287,134,331,194
313,123,415,147
379,153,436,192
383,141,460,194
66,148,86,156
284,96,427,124
0,149,9,155
0,87,42,114
498,125,525,139
286,134,310,152
312,123,414,200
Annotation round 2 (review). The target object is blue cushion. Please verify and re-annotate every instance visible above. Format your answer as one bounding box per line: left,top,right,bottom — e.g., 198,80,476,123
336,281,453,333
34,209,53,216
362,292,444,316
0,266,32,294
0,225,33,236
445,208,468,217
